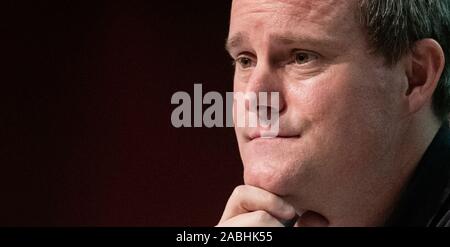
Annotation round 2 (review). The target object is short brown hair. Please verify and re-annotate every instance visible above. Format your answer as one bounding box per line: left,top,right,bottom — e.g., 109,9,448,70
359,0,450,120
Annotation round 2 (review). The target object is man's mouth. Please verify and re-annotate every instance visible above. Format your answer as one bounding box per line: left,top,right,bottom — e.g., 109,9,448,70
247,129,301,141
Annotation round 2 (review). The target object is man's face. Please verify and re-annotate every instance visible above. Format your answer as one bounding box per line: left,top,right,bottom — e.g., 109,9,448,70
228,0,407,215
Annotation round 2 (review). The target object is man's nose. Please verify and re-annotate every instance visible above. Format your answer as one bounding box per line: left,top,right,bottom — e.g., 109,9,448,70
245,63,285,113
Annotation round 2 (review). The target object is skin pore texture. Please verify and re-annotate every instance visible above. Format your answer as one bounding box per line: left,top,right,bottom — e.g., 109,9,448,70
218,0,445,226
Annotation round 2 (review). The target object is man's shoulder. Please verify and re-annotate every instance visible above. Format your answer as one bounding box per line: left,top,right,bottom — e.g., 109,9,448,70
433,196,450,227
419,122,450,227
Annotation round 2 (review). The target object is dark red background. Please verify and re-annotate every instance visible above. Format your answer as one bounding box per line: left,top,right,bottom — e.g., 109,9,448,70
2,0,243,226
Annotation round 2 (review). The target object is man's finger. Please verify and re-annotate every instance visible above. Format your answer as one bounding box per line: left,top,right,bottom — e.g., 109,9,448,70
218,210,285,227
219,185,296,223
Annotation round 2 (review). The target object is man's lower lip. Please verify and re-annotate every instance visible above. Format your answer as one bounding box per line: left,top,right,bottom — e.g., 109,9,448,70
250,136,300,141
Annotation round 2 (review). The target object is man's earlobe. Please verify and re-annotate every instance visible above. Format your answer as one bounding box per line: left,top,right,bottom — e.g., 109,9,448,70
405,39,445,114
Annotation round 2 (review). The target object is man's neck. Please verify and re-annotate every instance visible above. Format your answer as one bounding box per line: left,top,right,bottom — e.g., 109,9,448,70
328,115,441,226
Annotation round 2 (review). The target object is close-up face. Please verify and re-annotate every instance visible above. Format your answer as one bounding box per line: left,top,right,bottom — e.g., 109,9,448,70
228,0,409,217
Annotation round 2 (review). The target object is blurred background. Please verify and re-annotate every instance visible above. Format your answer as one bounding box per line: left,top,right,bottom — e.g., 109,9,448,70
1,0,243,226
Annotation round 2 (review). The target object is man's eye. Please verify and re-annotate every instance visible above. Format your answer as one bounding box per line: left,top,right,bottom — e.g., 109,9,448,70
235,56,254,69
294,52,318,65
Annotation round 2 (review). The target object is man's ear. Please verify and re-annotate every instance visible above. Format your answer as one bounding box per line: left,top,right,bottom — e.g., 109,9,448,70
405,39,445,114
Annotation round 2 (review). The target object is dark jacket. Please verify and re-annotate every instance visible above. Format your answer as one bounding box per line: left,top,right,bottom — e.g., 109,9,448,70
386,122,450,226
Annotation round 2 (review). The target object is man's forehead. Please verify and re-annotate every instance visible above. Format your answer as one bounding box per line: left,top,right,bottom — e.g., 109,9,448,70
231,0,357,16
229,0,360,47
230,0,359,30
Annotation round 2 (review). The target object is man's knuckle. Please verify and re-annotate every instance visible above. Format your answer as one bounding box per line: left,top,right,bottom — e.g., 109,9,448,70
232,185,246,198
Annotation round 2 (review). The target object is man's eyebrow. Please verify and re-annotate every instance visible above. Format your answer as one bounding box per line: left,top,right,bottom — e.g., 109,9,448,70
225,32,249,53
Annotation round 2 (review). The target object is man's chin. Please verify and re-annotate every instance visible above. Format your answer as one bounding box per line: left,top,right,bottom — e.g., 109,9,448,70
243,163,293,196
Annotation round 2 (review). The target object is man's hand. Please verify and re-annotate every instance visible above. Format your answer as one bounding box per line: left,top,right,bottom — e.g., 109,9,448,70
216,185,297,227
